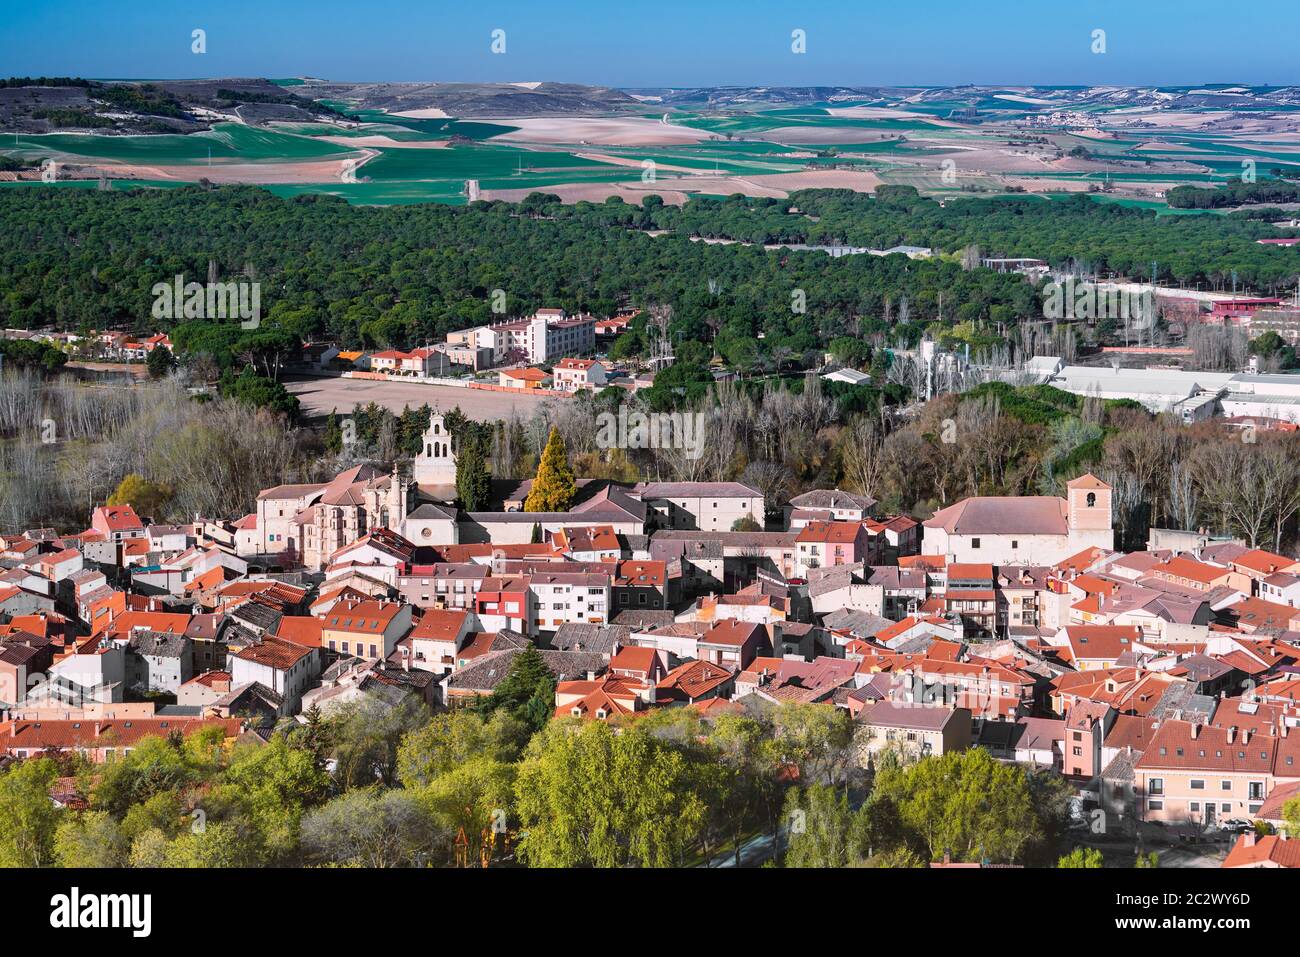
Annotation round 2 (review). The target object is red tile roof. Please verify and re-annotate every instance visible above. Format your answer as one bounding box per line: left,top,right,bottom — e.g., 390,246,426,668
409,608,468,644
274,616,324,648
1223,834,1300,868
0,717,242,752
324,599,406,634
94,505,144,532
234,636,313,670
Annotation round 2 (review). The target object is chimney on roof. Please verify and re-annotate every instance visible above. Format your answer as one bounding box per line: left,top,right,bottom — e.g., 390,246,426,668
1243,727,1253,744
93,721,101,737
1226,726,1236,744
1244,830,1257,847
1191,722,1200,739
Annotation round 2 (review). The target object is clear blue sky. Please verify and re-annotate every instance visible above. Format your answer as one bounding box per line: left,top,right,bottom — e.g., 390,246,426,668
3,0,1297,87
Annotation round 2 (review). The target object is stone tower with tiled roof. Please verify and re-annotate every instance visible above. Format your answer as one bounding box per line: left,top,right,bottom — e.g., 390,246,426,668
1066,473,1113,536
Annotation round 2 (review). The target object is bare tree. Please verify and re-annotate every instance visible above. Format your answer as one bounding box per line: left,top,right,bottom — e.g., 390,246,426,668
1168,460,1200,532
1189,441,1273,547
839,416,887,501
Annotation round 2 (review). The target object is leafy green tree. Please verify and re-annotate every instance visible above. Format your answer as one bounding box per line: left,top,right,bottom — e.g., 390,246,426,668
783,784,858,868
731,514,762,532
524,427,576,512
54,810,129,868
162,821,262,868
771,702,855,788
219,367,300,418
1283,795,1300,835
327,696,430,790
0,758,61,867
120,792,185,845
420,757,517,858
397,710,529,788
146,344,175,379
208,738,330,863
828,336,871,368
479,645,556,733
1250,330,1298,369
706,713,786,863
91,732,218,816
0,338,67,372
858,846,927,867
871,747,1040,864
1058,846,1105,868
127,828,170,867
1135,851,1160,868
232,327,299,381
514,720,707,867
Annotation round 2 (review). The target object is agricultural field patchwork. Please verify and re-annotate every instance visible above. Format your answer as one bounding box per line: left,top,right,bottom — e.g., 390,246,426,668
4,83,1300,206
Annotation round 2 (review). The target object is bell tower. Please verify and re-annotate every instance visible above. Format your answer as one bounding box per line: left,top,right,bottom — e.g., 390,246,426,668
413,411,457,488
1066,473,1113,539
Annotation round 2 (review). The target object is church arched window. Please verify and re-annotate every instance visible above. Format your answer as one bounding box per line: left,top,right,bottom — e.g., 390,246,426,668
1086,492,1096,507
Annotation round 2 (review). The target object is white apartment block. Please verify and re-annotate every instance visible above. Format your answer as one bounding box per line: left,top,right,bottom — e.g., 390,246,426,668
452,309,597,366
528,572,611,632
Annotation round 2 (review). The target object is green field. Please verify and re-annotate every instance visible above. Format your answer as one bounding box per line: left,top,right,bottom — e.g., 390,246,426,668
2,99,1297,207
1,123,354,164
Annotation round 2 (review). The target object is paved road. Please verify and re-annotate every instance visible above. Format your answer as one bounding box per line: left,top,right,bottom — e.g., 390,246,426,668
285,375,557,422
703,830,781,868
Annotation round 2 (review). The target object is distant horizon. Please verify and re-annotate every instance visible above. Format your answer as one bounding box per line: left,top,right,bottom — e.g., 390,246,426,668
26,78,1300,92
4,1,1298,89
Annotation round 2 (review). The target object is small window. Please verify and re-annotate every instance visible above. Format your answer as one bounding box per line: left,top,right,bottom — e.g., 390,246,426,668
971,538,981,549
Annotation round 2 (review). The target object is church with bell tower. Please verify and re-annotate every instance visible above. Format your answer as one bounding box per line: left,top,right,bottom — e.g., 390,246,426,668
413,411,458,495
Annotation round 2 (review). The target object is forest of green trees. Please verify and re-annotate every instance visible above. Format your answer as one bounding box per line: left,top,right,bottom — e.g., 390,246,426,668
0,184,1295,373
1167,175,1300,209
0,649,1089,870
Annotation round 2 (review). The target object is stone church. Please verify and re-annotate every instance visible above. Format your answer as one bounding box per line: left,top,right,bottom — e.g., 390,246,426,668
248,412,460,569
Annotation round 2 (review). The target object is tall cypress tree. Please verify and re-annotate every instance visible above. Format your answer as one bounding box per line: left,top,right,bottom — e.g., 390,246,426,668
456,436,491,511
524,427,576,512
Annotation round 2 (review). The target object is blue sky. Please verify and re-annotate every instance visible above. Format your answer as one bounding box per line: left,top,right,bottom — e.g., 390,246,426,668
3,0,1297,87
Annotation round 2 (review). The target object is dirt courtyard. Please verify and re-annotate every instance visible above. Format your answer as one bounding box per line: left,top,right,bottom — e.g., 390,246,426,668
285,376,559,421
